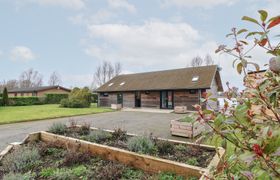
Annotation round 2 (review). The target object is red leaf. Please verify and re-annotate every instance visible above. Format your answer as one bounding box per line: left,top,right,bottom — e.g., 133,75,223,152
258,39,268,46
252,144,263,157
268,17,280,29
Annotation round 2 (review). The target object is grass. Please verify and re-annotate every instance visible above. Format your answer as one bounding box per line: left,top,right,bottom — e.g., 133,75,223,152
0,104,113,125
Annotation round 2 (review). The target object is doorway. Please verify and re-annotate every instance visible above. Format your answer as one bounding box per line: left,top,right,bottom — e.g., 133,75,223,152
117,93,123,106
160,91,173,109
135,91,141,107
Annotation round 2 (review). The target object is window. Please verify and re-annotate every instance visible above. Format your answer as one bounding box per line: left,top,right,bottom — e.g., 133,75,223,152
189,90,197,94
192,76,199,82
101,93,109,97
120,82,125,86
108,83,114,87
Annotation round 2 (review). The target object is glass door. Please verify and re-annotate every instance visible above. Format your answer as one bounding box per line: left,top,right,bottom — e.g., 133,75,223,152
117,93,123,105
160,91,173,109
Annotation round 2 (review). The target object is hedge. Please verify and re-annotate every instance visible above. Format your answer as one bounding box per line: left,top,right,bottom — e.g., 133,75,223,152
92,93,98,103
44,93,69,104
8,97,44,106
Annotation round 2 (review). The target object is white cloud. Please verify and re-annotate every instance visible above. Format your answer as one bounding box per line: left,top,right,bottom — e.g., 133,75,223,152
62,74,93,88
108,0,136,13
160,0,238,8
10,46,35,62
21,0,85,10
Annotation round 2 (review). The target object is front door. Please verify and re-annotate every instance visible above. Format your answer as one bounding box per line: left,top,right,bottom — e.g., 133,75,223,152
135,91,141,107
117,93,123,106
160,91,173,109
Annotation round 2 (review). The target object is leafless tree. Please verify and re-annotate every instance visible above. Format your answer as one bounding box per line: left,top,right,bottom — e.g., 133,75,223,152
48,71,62,86
19,68,43,88
190,56,203,67
204,54,214,65
0,79,19,90
93,61,122,88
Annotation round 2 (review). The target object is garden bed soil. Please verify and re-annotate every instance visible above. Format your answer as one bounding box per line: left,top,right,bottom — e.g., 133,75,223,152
0,141,187,180
55,125,216,168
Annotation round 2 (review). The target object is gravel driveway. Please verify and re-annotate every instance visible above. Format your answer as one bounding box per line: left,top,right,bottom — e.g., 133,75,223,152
0,111,187,150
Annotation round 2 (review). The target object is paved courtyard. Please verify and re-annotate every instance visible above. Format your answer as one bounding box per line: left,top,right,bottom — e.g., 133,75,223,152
0,111,188,151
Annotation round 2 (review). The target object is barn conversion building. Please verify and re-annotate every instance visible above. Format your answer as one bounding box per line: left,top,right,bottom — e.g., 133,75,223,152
96,65,223,110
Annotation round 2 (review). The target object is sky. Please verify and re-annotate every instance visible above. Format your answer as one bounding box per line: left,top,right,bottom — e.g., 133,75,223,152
0,0,279,89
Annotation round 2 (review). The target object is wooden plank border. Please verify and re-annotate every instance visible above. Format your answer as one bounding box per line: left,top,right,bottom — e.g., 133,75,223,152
0,130,224,179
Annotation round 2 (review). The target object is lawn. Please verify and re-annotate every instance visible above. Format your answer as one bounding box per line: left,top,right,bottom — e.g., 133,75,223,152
0,104,113,125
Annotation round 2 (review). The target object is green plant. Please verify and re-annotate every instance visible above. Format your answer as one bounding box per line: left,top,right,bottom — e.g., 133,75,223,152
3,172,34,180
2,87,8,106
157,172,184,180
185,157,199,166
44,93,69,104
127,136,156,154
156,140,174,155
179,116,195,123
40,167,56,178
2,147,40,173
51,168,74,180
72,165,88,177
121,168,144,179
87,130,112,143
48,122,67,135
198,10,280,179
175,144,186,151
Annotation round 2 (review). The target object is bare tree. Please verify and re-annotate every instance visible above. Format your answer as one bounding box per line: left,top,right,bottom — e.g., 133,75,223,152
19,68,43,88
204,54,214,65
190,56,203,67
93,61,122,88
0,79,19,90
48,71,62,86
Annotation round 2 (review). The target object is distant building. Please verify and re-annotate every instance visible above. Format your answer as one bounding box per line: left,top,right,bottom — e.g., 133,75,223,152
96,65,223,110
8,85,71,97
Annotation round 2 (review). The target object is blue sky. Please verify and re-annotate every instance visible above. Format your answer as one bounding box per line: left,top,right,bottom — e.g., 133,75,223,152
0,0,279,89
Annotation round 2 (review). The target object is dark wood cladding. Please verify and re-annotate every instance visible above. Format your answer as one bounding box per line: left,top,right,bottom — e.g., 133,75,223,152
123,92,135,108
141,91,160,108
98,93,117,107
174,90,199,110
99,90,200,110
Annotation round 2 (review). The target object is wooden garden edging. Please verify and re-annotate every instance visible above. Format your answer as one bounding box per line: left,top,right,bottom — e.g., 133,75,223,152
0,129,225,179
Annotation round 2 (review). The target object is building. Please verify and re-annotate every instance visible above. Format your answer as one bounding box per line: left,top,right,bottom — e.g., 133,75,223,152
96,65,223,110
8,86,71,97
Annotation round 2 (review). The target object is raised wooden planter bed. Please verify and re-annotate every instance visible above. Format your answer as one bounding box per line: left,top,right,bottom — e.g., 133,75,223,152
0,129,224,179
170,118,205,138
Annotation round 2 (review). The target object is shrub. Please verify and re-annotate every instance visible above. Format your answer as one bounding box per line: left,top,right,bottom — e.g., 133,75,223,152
2,147,40,173
3,172,34,180
112,128,127,141
72,165,88,177
185,157,199,166
2,87,8,106
156,140,174,155
179,116,195,123
63,151,91,166
78,122,91,135
127,136,156,154
60,87,91,108
44,93,69,104
86,130,112,143
91,93,98,103
48,122,67,135
8,97,44,106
